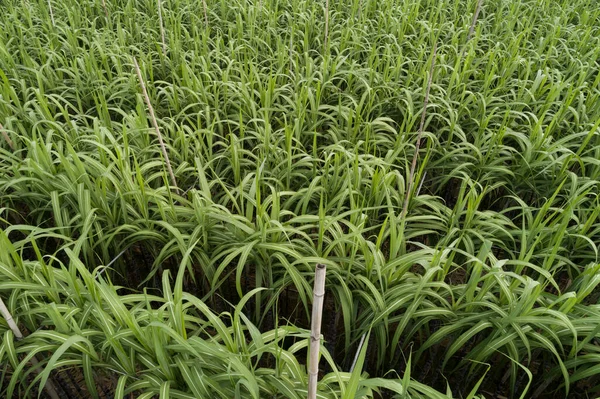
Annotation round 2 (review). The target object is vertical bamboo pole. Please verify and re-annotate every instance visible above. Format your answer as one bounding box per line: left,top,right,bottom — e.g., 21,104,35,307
324,0,330,49
157,0,167,56
101,0,108,17
0,298,23,339
0,298,60,399
202,0,208,26
132,57,179,191
467,0,483,43
289,24,294,73
0,123,15,151
400,42,437,221
461,0,483,58
308,264,327,399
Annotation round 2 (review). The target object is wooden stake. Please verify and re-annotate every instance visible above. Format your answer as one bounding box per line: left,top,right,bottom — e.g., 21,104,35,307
157,0,167,56
467,0,483,44
0,298,60,399
201,0,208,26
0,298,23,339
289,30,293,73
308,264,327,399
132,57,179,191
401,42,437,221
461,0,483,58
324,0,330,49
0,123,15,151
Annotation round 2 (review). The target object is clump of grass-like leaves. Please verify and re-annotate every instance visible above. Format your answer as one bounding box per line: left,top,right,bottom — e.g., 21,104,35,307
1,0,600,397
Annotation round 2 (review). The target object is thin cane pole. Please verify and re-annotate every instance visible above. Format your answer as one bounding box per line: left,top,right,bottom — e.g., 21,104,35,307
0,298,60,399
307,264,327,399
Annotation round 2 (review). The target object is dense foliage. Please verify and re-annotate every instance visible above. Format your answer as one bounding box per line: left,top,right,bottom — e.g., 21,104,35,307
1,0,600,397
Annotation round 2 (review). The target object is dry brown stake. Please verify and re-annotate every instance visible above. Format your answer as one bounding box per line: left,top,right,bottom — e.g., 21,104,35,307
158,0,167,56
133,57,179,191
0,123,15,151
467,0,483,43
324,0,330,49
461,0,484,58
401,42,437,220
202,0,208,26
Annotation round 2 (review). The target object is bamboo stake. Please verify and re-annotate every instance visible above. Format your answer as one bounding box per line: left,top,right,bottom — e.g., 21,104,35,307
467,0,483,43
201,0,208,26
324,0,330,49
401,42,437,221
0,298,23,339
289,30,293,73
461,0,483,58
0,123,15,151
0,298,60,399
132,57,179,191
101,0,108,17
308,264,327,399
47,0,55,26
157,0,167,56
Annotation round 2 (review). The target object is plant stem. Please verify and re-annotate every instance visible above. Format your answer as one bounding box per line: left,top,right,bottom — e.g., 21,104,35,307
308,264,327,399
132,57,179,191
349,333,367,372
47,0,55,26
